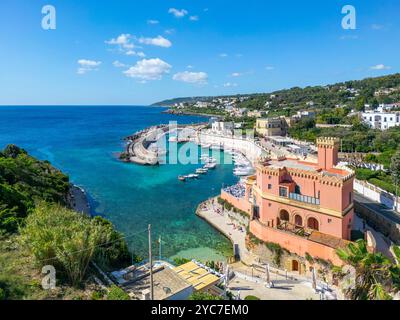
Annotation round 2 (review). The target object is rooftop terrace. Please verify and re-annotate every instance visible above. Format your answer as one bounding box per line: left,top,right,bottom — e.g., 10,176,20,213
263,158,350,178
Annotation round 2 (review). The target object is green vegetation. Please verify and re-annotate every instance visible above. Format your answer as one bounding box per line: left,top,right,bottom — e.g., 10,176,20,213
236,73,400,111
244,295,260,300
265,242,284,267
107,285,130,300
173,257,191,266
0,145,133,299
355,168,398,195
20,202,130,287
0,145,69,232
188,291,224,300
336,240,400,300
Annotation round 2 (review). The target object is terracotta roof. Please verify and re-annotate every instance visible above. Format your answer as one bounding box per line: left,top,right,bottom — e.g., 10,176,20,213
308,231,350,249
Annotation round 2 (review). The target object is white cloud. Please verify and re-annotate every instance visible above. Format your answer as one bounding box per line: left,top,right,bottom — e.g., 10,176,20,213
106,34,132,48
139,35,172,48
265,66,275,71
173,71,208,84
165,29,175,35
147,20,159,25
370,64,391,70
219,53,228,58
187,65,194,69
113,60,127,68
168,8,188,18
126,50,146,57
231,72,242,77
190,16,199,21
223,82,238,87
105,33,143,56
77,59,101,74
124,58,172,81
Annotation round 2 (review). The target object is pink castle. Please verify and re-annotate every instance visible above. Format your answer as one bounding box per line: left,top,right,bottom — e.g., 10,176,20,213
221,137,355,271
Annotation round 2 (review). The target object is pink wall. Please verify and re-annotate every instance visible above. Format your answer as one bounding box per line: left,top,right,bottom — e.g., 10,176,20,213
221,191,251,215
250,220,344,266
256,195,349,239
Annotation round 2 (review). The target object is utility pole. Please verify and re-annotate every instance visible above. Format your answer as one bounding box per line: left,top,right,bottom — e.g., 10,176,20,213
159,235,162,261
148,224,154,300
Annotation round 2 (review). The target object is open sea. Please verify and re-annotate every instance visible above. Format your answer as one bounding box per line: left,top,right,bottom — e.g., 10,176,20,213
0,106,238,262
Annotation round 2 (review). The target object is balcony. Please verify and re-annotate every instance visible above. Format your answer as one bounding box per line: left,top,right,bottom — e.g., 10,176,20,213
289,193,320,205
277,221,312,238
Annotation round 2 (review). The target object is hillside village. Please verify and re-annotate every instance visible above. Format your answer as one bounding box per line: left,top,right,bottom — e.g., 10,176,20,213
160,74,400,196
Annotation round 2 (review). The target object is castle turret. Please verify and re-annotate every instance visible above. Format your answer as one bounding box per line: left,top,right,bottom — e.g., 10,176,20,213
317,137,340,170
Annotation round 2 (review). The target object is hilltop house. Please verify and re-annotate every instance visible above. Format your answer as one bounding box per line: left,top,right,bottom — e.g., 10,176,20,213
362,110,400,130
256,117,288,137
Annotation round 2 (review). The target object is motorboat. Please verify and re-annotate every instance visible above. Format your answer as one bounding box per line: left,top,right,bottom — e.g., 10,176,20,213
178,175,186,182
196,168,208,174
204,163,217,169
233,167,255,176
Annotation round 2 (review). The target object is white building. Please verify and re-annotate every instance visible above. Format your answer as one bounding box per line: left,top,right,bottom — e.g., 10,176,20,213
195,101,210,108
362,111,400,130
376,103,400,112
211,121,234,134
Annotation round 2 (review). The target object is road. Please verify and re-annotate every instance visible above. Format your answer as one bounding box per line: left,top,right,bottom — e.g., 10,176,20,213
354,193,400,225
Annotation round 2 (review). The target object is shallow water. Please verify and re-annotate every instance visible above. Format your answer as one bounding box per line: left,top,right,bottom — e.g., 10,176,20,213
0,106,237,261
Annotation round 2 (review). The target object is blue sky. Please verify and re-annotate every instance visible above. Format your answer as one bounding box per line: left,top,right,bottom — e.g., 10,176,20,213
0,0,399,105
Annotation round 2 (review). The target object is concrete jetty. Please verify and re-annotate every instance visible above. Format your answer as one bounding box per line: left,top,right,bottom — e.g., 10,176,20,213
121,123,206,166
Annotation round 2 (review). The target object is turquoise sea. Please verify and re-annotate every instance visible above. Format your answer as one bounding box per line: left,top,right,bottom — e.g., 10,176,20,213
0,106,237,261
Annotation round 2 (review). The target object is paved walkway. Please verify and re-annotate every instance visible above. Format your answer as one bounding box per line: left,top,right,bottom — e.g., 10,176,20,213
196,199,256,265
228,263,324,300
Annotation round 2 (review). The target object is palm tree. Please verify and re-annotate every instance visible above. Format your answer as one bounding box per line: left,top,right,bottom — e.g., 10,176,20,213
336,239,393,300
390,246,400,292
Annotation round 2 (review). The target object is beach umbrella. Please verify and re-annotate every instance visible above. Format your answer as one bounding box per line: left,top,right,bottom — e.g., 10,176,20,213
312,268,317,292
224,264,230,287
265,264,271,284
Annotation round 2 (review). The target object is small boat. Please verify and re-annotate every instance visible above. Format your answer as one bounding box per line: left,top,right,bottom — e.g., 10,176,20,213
196,168,208,174
204,163,217,169
178,176,186,182
169,136,178,142
186,174,199,179
211,145,222,150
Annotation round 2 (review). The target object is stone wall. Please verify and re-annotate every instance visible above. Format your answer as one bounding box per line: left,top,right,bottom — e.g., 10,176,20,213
355,201,400,243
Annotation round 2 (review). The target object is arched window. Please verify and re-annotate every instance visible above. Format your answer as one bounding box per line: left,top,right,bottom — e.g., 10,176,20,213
294,215,303,226
279,210,289,222
307,217,319,231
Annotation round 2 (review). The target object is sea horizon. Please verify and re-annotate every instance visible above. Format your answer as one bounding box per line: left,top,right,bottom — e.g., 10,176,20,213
0,105,236,261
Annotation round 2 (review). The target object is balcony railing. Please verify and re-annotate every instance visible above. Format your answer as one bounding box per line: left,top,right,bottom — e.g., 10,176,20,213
289,193,320,205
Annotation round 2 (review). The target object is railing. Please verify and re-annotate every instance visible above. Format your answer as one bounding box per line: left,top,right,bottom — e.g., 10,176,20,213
289,193,320,205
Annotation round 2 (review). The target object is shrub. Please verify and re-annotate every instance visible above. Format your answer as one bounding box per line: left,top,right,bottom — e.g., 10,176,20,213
189,292,224,300
369,178,397,194
20,202,131,287
244,295,260,300
91,290,105,300
107,285,130,300
173,257,191,266
266,242,283,267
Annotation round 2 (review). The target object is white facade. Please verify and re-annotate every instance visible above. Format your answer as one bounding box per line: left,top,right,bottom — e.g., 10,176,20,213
211,121,234,134
362,111,400,130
